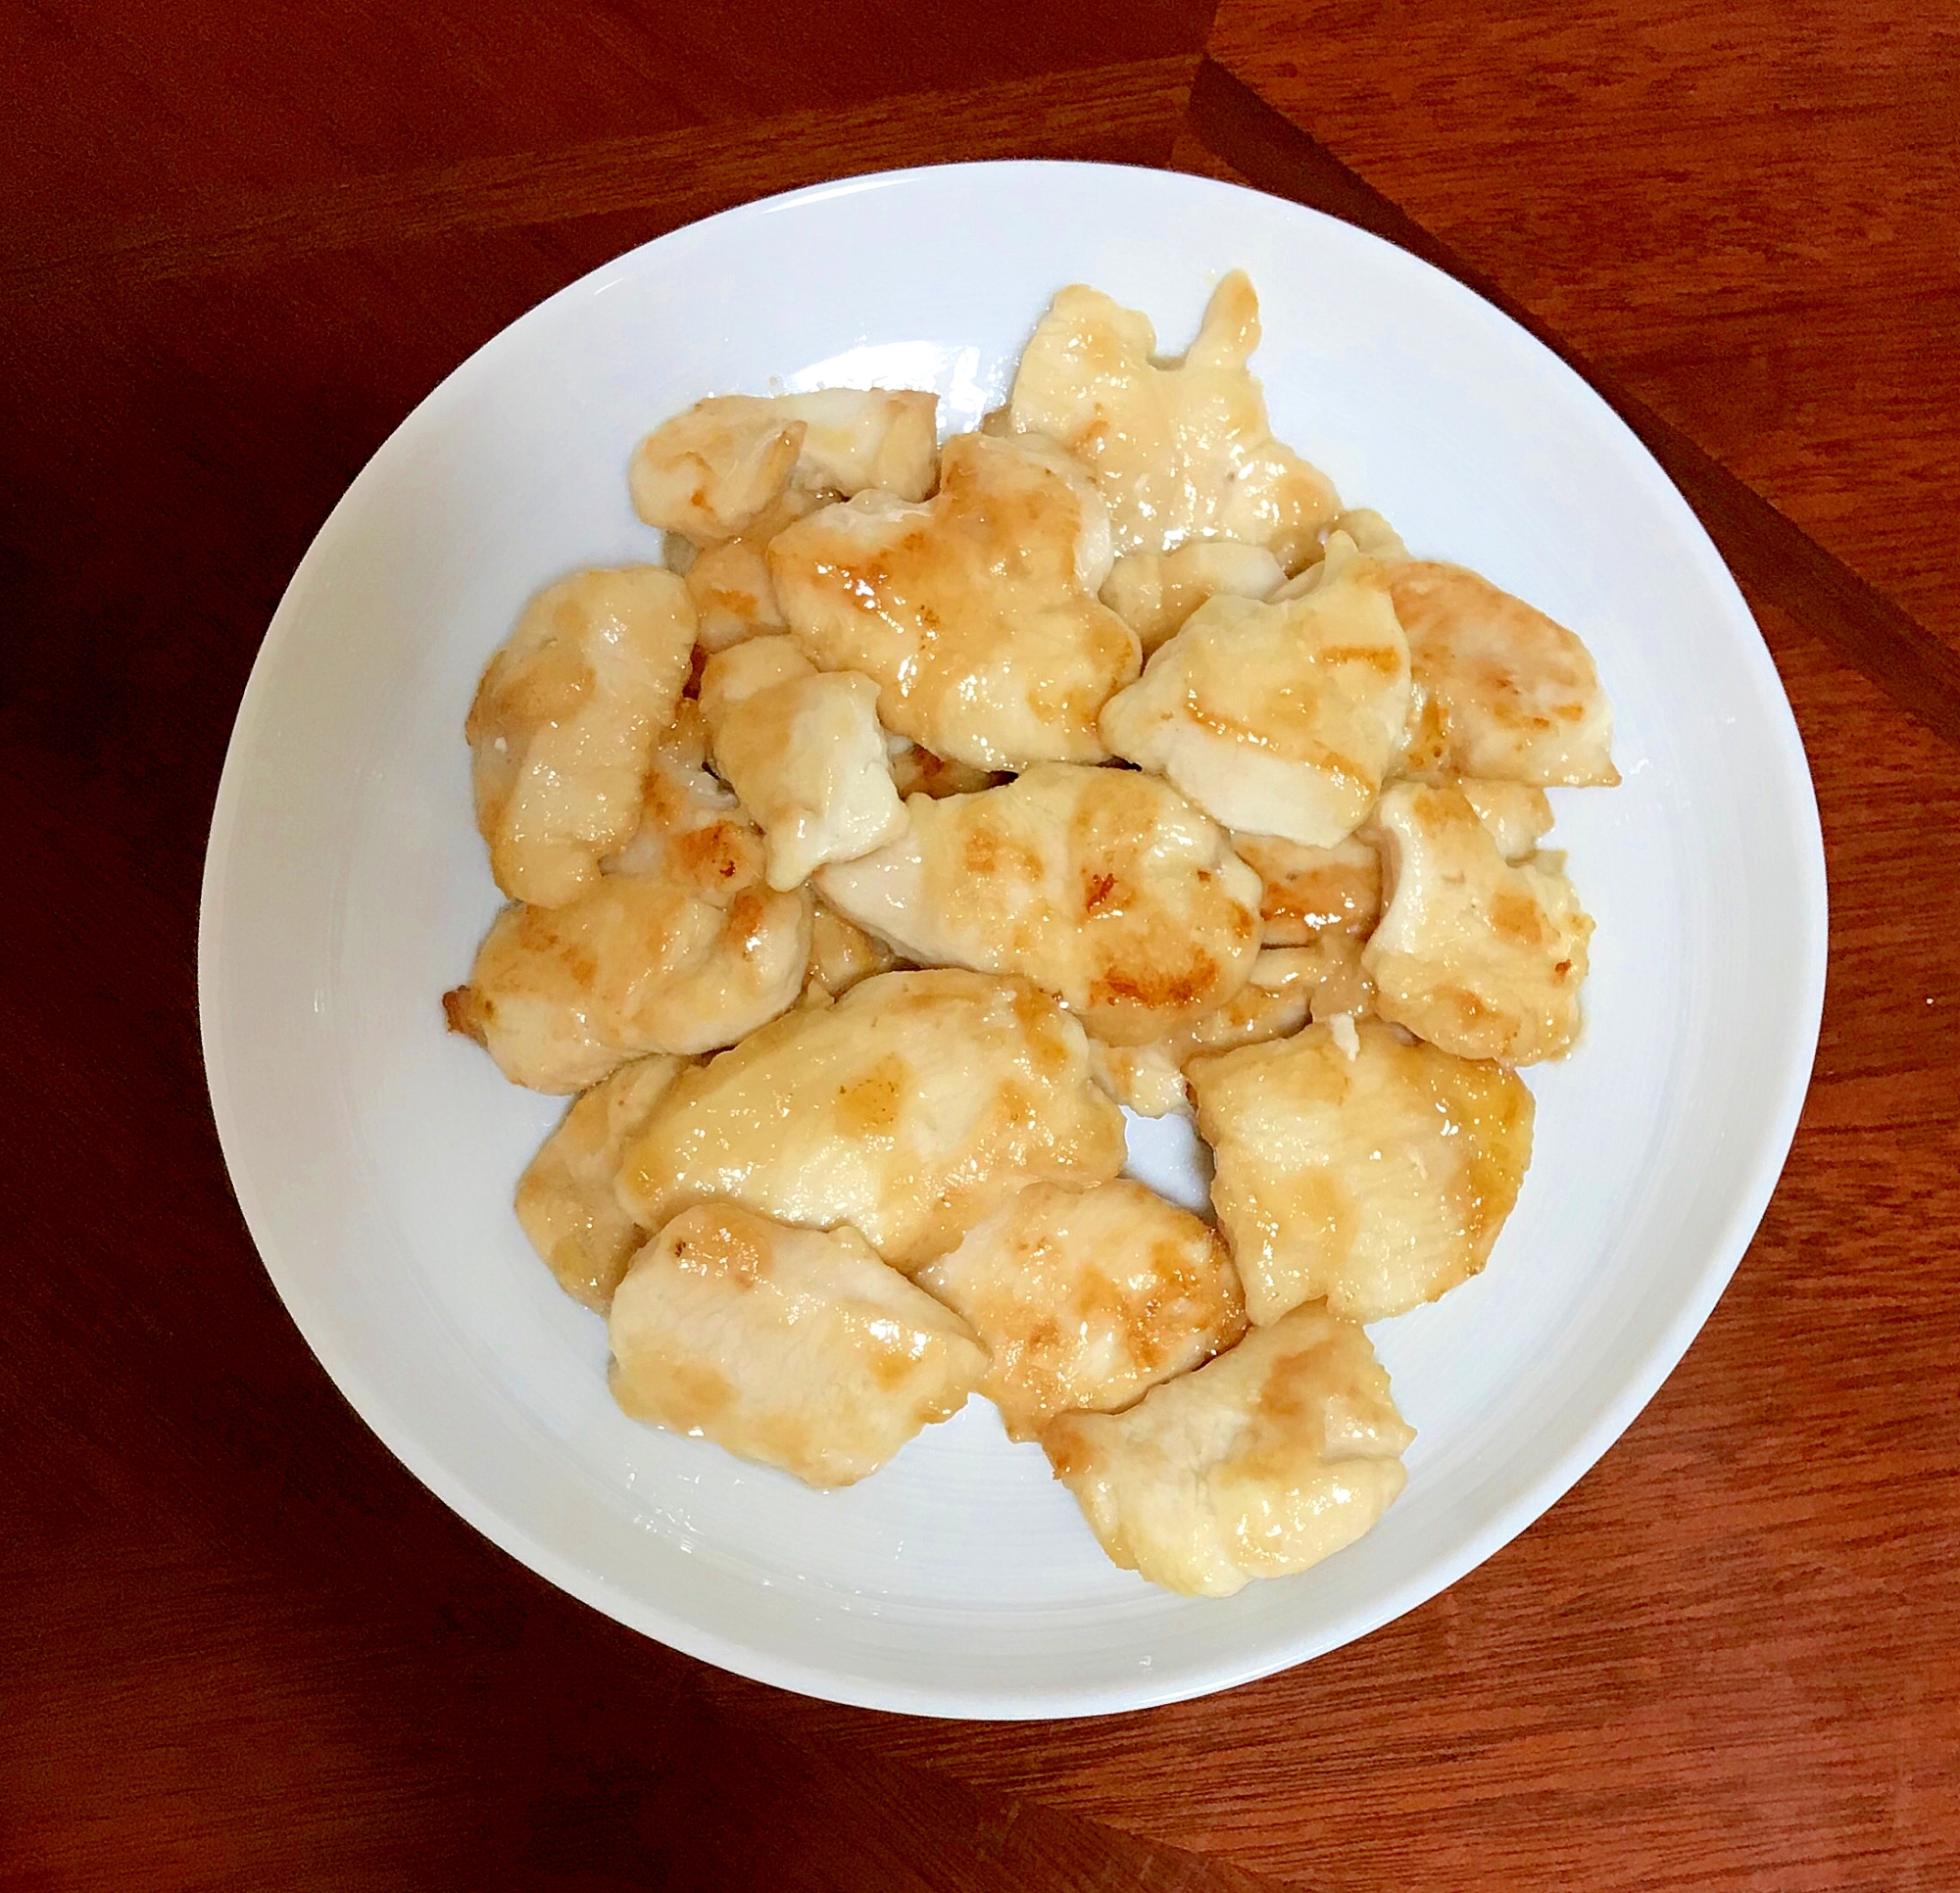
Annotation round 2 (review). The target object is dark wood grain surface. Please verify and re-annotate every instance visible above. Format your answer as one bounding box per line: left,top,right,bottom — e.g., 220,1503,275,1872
4,4,1955,1888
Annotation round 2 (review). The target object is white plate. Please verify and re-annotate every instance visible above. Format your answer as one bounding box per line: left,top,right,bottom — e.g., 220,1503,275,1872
199,160,1826,1719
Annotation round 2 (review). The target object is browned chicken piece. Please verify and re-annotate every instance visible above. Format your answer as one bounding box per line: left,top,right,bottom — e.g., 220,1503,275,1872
916,1181,1247,1441
1454,778,1554,861
615,968,1127,1272
813,763,1263,1046
1086,940,1371,1118
680,486,832,653
609,1205,988,1486
699,637,907,891
1100,540,1286,655
1099,534,1412,848
466,567,697,909
1391,563,1618,786
768,431,1141,769
443,707,811,1092
1006,271,1338,572
514,1055,691,1310
1363,780,1592,1064
1042,1301,1414,1596
1230,832,1383,946
630,388,939,541
1190,1019,1535,1325
800,903,907,1005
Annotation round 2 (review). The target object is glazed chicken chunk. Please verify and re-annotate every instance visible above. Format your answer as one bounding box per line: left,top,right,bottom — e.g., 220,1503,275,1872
609,1205,988,1486
1362,780,1592,1064
1390,561,1618,786
1190,1019,1535,1325
800,903,907,1005
813,763,1263,1045
1087,940,1373,1119
466,567,697,908
615,968,1127,1272
1006,271,1338,571
680,486,831,654
1099,534,1412,848
630,388,939,541
1230,832,1383,946
1456,778,1555,862
514,1054,691,1310
768,431,1141,769
700,636,907,891
1101,539,1286,655
442,708,812,1091
916,1181,1247,1440
1042,1301,1414,1596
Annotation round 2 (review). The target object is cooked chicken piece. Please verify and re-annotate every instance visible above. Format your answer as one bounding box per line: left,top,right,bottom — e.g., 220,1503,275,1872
1456,778,1554,861
1189,1019,1535,1325
916,1181,1247,1441
1101,540,1286,655
801,903,906,1005
771,387,939,500
443,718,811,1092
682,486,831,653
1006,271,1338,572
813,763,1262,1046
1085,940,1369,1118
466,567,698,909
514,1055,691,1310
885,738,1007,801
1230,832,1382,946
616,969,1127,1272
609,1205,987,1486
1389,562,1618,786
1099,535,1411,848
1362,780,1592,1064
630,389,938,541
1042,1301,1413,1596
1330,508,1408,559
699,637,906,891
630,397,807,541
768,432,1140,769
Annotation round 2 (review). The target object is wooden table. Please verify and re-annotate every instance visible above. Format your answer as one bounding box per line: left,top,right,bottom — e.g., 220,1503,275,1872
6,3,1957,1886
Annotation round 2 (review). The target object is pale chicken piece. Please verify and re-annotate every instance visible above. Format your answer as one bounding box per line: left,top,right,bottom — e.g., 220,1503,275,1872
630,397,807,541
1457,778,1554,861
771,387,939,500
616,969,1128,1272
466,567,697,909
1230,833,1383,946
609,1205,987,1486
1189,1019,1535,1325
1362,780,1592,1064
514,1055,690,1311
630,389,939,542
813,763,1263,1046
1042,1301,1414,1596
768,431,1141,769
1006,271,1339,572
916,1181,1247,1441
682,486,831,653
800,903,906,1005
1099,536,1412,848
699,637,907,891
1389,562,1618,786
1086,941,1370,1118
1101,540,1286,655
885,737,1007,801
442,717,812,1092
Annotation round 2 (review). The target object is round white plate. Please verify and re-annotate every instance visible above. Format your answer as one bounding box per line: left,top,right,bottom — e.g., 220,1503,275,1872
199,160,1826,1719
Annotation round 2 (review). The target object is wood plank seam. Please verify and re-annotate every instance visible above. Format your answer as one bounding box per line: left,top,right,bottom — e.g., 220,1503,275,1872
2,56,1199,295
1183,56,1960,756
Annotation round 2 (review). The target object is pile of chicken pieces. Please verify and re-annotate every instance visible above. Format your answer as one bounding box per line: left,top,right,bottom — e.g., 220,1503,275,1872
443,272,1617,1598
